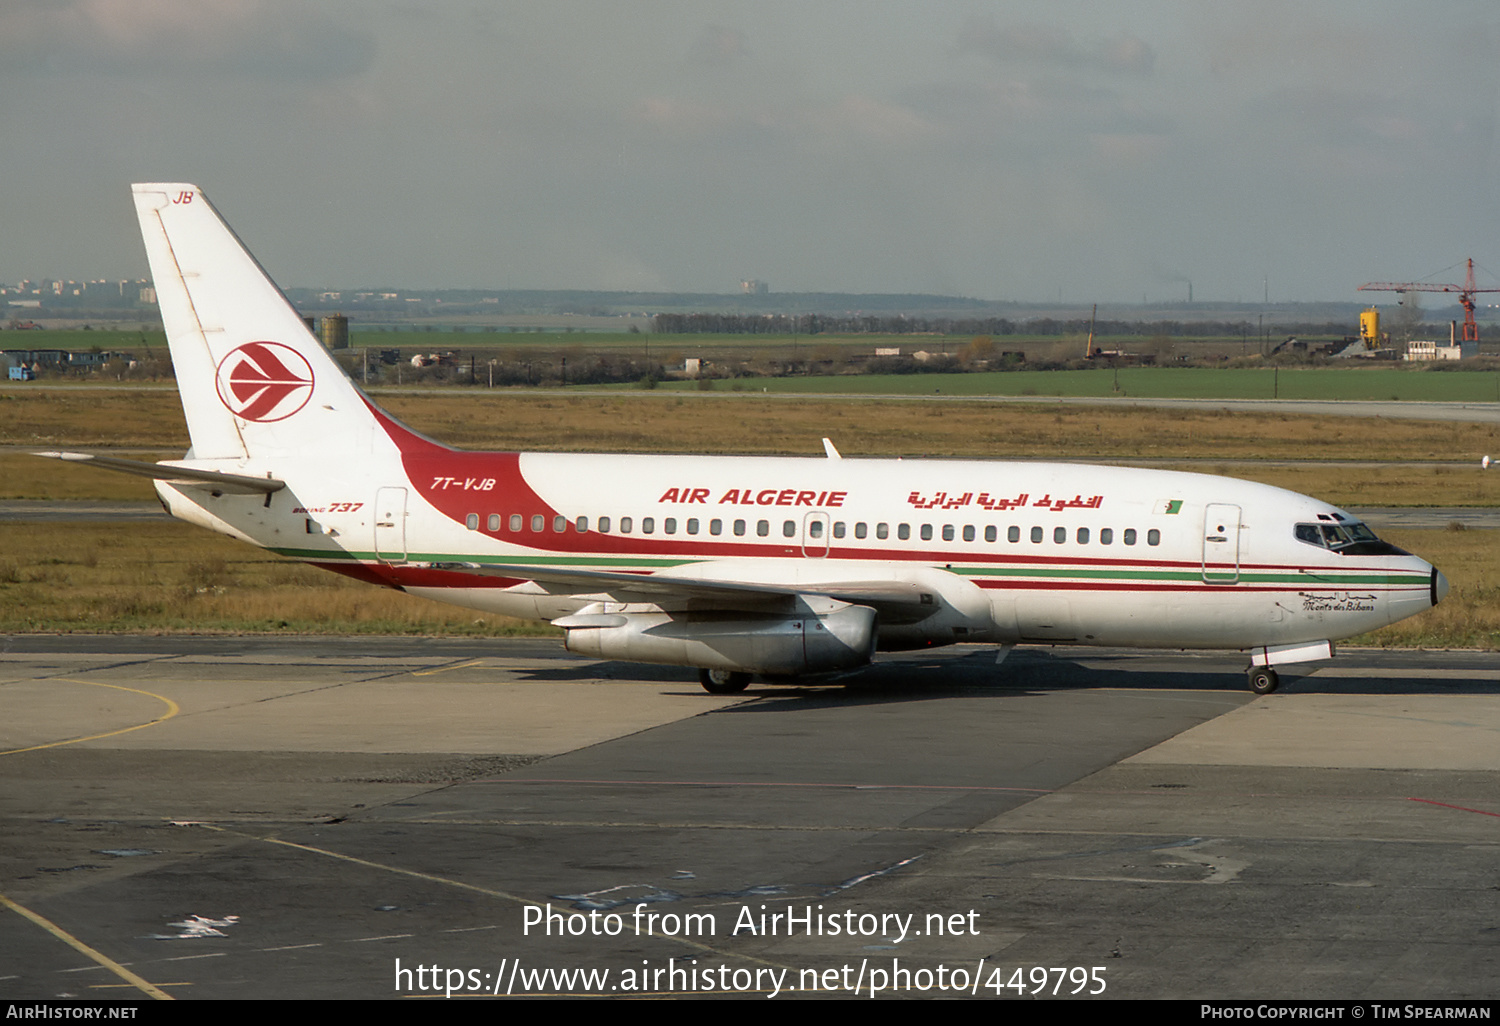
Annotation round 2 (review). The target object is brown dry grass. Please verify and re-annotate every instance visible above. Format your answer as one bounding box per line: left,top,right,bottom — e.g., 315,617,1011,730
0,388,186,446
0,521,537,635
5,386,1499,460
378,391,1500,465
1356,528,1500,649
5,389,1498,505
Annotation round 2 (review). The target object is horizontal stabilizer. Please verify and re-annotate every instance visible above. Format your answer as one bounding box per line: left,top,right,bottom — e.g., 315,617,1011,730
33,451,285,495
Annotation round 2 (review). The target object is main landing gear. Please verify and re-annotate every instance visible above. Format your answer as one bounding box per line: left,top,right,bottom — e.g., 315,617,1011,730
699,668,751,694
1247,667,1280,695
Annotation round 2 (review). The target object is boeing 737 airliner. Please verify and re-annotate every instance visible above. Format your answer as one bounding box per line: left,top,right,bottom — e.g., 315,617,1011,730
40,184,1448,695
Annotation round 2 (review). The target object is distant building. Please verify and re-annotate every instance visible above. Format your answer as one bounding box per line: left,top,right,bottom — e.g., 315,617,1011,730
740,279,768,295
1405,340,1476,361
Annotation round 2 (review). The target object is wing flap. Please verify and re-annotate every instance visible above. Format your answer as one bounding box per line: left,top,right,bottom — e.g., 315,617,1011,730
422,561,934,617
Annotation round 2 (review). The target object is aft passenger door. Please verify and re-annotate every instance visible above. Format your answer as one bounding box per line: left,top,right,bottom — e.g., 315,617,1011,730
1202,503,1241,583
374,487,408,564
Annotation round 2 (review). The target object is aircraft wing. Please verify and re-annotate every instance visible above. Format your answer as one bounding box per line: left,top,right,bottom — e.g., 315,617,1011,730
423,561,934,620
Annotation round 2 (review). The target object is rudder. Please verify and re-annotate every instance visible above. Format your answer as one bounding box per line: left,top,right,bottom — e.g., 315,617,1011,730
133,183,382,461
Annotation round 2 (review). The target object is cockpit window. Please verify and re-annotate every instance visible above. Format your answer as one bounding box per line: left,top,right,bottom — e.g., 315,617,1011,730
1294,521,1408,556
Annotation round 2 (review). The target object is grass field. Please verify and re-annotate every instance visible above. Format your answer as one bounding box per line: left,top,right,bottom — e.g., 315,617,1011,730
653,366,1500,402
1355,527,1500,649
6,387,1498,460
4,390,1498,507
0,521,536,635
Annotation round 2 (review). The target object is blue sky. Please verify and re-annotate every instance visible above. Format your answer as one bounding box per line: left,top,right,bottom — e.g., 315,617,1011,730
4,1,1498,303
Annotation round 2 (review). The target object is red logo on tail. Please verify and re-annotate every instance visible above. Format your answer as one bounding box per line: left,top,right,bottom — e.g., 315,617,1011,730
214,342,314,422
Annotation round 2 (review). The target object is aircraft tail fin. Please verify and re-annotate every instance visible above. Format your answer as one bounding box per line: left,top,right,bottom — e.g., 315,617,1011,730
132,183,393,461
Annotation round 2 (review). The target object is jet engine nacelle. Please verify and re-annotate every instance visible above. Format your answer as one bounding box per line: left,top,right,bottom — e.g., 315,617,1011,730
557,600,878,676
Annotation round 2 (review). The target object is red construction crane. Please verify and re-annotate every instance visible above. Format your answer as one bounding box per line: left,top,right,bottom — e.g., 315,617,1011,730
1359,258,1499,342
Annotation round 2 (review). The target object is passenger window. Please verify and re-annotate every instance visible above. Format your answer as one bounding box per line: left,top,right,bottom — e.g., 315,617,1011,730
487,514,499,531
734,519,746,536
921,524,933,541
941,525,954,541
1031,526,1043,543
1147,529,1160,546
1100,528,1113,544
876,523,889,540
466,513,479,531
509,514,522,532
554,516,566,533
1054,527,1066,544
664,517,676,534
855,522,868,539
809,520,824,539
898,524,911,540
620,516,633,533
833,522,845,539
783,520,796,538
963,525,974,542
531,514,544,532
757,520,769,537
1124,528,1136,545
710,519,722,535
983,525,995,542
1077,527,1089,544
1008,526,1020,543
643,517,655,534
598,516,610,533
686,518,698,534
576,516,588,533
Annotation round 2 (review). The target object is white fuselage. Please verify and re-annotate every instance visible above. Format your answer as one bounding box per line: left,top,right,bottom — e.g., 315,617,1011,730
157,444,1438,656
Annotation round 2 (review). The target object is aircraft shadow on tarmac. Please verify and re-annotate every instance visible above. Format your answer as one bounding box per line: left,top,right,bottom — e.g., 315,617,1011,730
513,645,1500,701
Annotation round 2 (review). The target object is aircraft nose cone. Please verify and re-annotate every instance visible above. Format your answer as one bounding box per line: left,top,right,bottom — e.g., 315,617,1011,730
1432,567,1449,607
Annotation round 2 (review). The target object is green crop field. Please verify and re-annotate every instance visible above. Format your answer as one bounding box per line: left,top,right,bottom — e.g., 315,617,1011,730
652,366,1500,402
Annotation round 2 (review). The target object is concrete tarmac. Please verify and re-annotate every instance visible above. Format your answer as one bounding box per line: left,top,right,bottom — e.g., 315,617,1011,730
0,637,1496,1001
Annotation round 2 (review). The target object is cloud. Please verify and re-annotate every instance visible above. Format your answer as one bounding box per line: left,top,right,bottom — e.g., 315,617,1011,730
0,0,373,78
688,24,747,68
1098,33,1156,77
955,16,1155,77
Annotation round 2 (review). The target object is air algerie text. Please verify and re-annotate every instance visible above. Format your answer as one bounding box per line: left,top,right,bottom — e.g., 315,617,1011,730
658,487,848,508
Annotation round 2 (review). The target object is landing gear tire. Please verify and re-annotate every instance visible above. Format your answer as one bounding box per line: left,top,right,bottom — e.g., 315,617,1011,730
699,668,751,694
1247,667,1280,695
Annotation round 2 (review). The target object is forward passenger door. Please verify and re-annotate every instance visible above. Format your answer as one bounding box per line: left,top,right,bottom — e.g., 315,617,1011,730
1202,503,1241,583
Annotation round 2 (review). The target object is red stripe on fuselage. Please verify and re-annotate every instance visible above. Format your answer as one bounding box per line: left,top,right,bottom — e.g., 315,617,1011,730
364,399,1422,578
